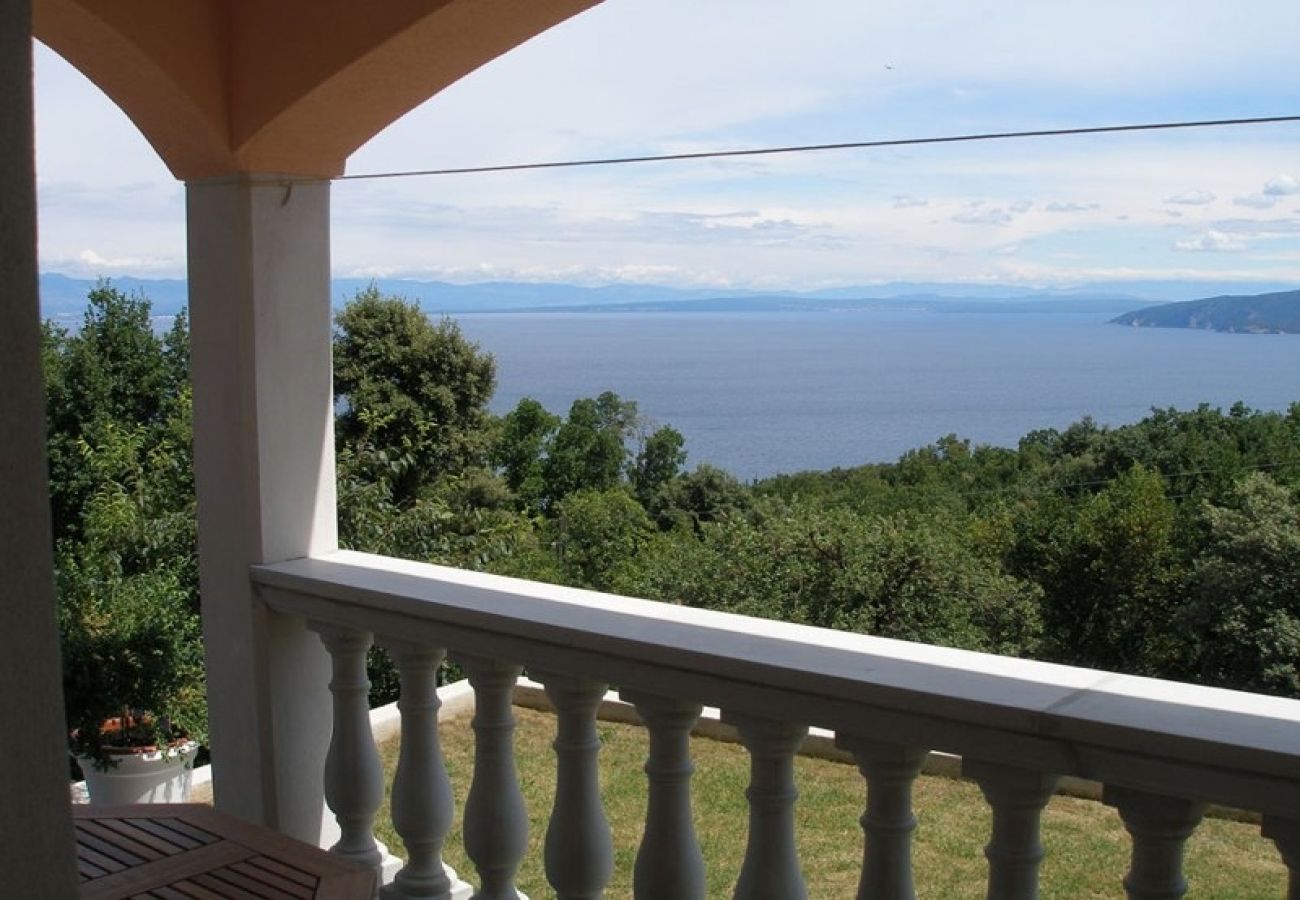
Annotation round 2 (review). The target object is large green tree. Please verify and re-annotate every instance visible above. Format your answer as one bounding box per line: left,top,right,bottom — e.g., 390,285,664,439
1179,473,1300,696
493,397,561,507
43,284,205,763
44,284,190,542
334,287,496,505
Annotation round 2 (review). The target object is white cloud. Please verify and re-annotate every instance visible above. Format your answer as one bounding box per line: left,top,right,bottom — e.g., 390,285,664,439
41,248,182,278
1233,194,1277,210
1264,174,1299,196
1231,175,1299,211
1164,190,1215,205
1205,216,1300,236
950,200,1032,226
33,2,1300,289
1173,230,1247,252
952,206,1014,226
1044,201,1099,213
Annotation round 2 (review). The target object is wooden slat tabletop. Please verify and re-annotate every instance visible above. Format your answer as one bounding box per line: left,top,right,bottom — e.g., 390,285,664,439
74,805,375,899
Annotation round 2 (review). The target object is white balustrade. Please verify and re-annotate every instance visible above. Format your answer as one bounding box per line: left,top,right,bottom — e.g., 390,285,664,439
1104,786,1206,900
379,639,467,900
621,691,705,900
725,713,808,900
253,552,1300,899
314,624,387,879
537,672,614,900
458,655,530,900
965,760,1059,900
834,736,927,900
1261,817,1299,900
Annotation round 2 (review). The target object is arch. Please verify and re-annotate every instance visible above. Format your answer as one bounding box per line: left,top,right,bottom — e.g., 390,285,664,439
34,0,600,180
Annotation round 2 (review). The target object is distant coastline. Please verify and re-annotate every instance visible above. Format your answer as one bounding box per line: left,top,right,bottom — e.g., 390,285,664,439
39,272,1300,320
1112,290,1300,335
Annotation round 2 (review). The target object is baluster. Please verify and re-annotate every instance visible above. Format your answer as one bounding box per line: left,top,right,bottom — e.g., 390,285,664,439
458,655,529,900
314,625,387,878
965,760,1059,900
1261,817,1300,900
379,639,469,900
537,672,613,900
723,712,808,900
834,735,927,900
1104,786,1205,900
621,690,705,900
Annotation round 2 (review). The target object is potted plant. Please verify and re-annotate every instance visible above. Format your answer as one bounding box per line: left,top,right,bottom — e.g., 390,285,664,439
58,551,207,805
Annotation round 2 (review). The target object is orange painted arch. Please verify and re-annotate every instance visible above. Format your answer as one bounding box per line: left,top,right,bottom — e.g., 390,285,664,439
33,0,601,180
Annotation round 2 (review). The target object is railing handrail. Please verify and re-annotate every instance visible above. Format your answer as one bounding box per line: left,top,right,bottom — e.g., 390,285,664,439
252,549,1300,817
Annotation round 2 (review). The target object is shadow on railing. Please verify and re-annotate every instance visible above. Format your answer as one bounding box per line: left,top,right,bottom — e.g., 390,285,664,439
253,550,1300,900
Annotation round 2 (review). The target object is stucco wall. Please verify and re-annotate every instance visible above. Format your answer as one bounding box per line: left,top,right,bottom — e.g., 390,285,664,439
0,3,79,894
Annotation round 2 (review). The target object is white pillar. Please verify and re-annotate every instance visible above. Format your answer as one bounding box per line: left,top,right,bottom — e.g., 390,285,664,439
724,713,808,900
1261,817,1299,900
537,672,613,900
0,2,79,892
187,174,338,844
835,736,927,900
966,761,1059,900
621,691,705,900
459,655,529,900
1104,786,1205,900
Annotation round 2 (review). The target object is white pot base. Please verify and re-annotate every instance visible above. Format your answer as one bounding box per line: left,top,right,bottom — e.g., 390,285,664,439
81,742,197,806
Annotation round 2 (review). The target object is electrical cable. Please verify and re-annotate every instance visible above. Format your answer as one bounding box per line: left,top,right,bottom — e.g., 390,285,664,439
334,115,1300,182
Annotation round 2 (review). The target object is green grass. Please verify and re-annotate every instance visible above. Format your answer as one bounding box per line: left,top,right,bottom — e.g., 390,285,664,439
374,707,1287,898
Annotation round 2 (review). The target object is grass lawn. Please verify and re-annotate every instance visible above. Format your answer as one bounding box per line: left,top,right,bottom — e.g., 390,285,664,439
376,707,1287,898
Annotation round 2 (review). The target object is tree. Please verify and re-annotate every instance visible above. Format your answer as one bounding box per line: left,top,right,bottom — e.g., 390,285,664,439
43,286,205,765
553,489,654,591
540,393,634,506
1179,473,1300,696
632,425,686,506
1014,465,1177,675
334,287,496,504
493,397,560,507
44,284,190,541
647,463,750,531
624,500,1041,656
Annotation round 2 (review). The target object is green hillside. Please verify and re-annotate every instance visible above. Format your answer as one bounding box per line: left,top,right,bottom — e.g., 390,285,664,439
1112,289,1300,334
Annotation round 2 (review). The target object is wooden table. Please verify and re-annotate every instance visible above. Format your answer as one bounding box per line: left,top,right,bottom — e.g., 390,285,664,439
74,804,375,899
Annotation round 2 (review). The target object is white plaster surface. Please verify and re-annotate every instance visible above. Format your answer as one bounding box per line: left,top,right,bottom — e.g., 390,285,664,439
0,4,80,893
253,551,1300,818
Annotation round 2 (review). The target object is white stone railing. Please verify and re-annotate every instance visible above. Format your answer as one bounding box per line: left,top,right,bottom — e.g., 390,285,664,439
252,549,1300,900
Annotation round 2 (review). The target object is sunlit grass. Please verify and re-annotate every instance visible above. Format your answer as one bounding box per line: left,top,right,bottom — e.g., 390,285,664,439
376,707,1286,899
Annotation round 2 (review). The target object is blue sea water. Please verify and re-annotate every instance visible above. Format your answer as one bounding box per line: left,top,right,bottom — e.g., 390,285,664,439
454,310,1300,480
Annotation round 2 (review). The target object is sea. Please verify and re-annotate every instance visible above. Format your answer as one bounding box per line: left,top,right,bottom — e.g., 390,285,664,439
455,310,1300,480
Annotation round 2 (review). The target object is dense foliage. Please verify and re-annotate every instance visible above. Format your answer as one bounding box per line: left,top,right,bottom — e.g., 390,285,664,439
332,291,1300,701
47,285,1300,731
46,285,205,767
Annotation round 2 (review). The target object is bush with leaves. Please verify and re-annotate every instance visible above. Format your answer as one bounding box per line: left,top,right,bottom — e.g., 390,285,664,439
1178,473,1300,696
46,285,204,767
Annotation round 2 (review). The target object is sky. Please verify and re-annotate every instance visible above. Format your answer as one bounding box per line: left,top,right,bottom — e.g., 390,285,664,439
32,0,1300,291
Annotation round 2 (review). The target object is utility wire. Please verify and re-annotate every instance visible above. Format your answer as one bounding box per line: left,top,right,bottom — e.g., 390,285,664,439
334,115,1300,182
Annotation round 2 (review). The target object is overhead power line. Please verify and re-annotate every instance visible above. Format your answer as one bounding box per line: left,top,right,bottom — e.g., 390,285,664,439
334,115,1300,182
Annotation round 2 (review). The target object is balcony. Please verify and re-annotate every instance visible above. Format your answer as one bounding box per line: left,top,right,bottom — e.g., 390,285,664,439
244,549,1300,898
8,4,1300,898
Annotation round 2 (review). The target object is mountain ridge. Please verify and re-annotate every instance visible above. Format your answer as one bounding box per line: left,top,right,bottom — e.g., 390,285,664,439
39,272,1299,320
1112,290,1300,334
